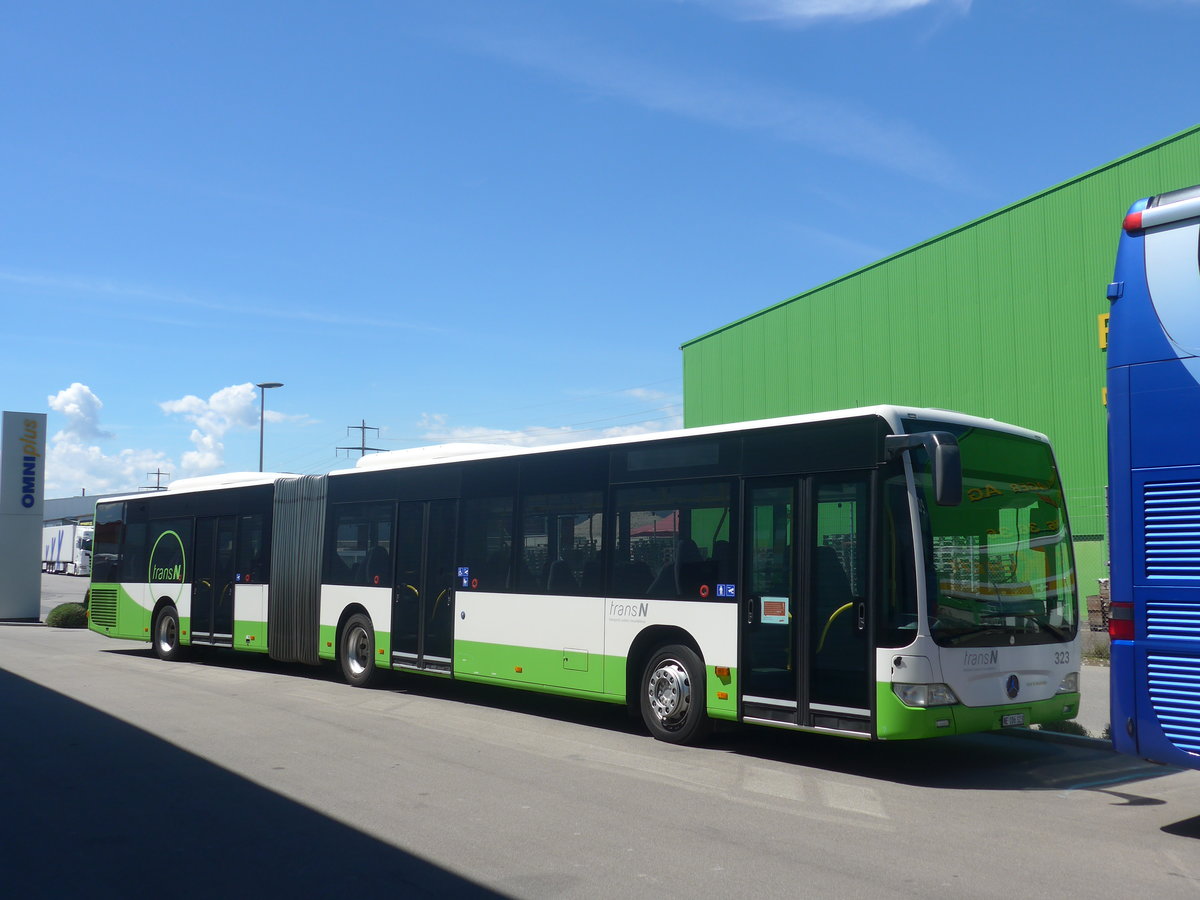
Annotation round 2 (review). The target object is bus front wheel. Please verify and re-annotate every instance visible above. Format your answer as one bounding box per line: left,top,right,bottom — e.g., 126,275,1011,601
339,613,378,688
640,644,711,745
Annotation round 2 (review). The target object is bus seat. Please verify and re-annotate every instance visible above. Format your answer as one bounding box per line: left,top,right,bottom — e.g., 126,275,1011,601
711,540,734,584
580,557,603,595
547,559,579,594
815,546,852,606
613,560,653,596
675,539,706,595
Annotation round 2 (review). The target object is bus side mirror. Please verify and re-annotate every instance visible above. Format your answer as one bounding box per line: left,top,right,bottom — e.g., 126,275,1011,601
885,432,962,507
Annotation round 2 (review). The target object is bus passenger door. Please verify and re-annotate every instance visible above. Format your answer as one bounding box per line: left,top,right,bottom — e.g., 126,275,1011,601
807,475,872,727
741,480,802,724
192,515,237,646
392,500,457,673
741,474,873,732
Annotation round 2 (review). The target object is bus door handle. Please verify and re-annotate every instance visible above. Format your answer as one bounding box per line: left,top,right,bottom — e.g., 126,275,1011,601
746,595,759,625
856,602,866,632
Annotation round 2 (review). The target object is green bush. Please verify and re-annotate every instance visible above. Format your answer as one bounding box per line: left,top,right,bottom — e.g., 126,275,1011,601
46,602,88,629
1037,718,1090,737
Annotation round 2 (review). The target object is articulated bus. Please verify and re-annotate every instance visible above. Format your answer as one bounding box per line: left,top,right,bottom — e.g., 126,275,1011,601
1108,185,1200,766
88,405,1080,745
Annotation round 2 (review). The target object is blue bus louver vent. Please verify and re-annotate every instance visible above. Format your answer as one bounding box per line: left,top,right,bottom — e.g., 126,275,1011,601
1147,652,1200,755
1143,481,1200,580
1146,598,1200,640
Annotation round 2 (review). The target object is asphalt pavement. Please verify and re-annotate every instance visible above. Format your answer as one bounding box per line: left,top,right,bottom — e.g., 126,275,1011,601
3,622,1194,899
1073,658,1111,740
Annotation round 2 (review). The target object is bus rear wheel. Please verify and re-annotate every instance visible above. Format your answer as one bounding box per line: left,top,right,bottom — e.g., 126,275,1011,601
153,605,184,662
339,613,377,688
640,644,711,745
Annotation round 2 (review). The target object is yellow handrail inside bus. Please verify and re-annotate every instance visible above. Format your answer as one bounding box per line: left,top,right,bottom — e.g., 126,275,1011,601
816,602,854,653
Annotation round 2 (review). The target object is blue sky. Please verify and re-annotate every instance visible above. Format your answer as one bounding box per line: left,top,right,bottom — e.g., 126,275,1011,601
4,0,1199,496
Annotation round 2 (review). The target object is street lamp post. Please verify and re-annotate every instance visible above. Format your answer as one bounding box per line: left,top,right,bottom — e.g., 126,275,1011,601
256,382,283,472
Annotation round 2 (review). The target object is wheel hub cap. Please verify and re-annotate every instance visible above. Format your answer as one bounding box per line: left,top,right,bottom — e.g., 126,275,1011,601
647,661,690,722
348,627,369,675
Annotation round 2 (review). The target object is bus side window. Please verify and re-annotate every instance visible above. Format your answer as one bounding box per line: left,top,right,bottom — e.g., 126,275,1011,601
612,481,731,600
236,514,269,583
460,497,515,592
517,491,604,595
327,502,394,587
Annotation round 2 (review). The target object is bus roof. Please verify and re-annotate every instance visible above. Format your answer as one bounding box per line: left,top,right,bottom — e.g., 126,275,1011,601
341,404,1048,475
92,405,1048,504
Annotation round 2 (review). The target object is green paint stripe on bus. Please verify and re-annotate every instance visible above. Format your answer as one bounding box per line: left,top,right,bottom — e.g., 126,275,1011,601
87,582,150,641
452,639,739,720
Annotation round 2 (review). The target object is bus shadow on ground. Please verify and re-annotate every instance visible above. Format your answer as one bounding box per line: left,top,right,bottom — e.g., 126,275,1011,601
99,646,1180,801
0,667,504,899
1162,815,1200,839
704,724,1183,797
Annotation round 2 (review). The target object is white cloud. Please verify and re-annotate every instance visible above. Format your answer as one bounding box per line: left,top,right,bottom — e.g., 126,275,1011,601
44,383,173,495
159,382,310,474
685,0,971,23
467,33,971,192
160,383,262,474
0,268,446,333
48,383,114,442
45,441,173,497
415,390,683,448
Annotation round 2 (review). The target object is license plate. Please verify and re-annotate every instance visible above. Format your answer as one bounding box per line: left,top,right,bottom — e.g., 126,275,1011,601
1002,713,1025,727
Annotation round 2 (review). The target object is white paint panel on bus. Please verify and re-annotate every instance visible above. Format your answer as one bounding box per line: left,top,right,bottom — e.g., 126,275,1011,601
936,639,1079,707
456,591,604,653
146,582,191,617
883,651,936,685
320,584,391,632
235,583,267,624
603,599,738,664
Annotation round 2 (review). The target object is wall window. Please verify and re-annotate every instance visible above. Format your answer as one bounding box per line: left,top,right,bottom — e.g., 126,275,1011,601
612,481,733,599
327,502,394,586
518,491,604,595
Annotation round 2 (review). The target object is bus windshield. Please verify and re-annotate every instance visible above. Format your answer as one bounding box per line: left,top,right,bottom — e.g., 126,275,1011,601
909,424,1078,648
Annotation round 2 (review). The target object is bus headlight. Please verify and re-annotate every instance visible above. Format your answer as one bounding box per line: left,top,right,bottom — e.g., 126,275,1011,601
1056,672,1079,694
893,683,959,707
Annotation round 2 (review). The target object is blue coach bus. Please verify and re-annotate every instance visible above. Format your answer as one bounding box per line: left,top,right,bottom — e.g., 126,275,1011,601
1108,184,1200,766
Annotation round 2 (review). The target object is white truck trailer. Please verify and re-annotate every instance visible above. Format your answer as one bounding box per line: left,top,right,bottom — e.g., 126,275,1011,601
42,523,93,576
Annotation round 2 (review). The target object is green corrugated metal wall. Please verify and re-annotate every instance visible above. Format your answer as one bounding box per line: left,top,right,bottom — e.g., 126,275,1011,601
681,125,1200,596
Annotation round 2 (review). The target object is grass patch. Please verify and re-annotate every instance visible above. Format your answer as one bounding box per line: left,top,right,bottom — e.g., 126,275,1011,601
1084,642,1111,663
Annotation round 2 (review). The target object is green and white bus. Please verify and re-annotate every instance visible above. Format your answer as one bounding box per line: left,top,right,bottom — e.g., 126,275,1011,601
88,406,1081,744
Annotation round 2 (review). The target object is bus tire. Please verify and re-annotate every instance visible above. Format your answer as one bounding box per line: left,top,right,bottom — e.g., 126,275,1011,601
339,613,377,688
639,644,711,745
153,604,184,662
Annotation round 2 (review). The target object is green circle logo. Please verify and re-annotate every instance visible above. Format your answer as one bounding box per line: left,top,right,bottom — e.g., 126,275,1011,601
147,530,187,604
